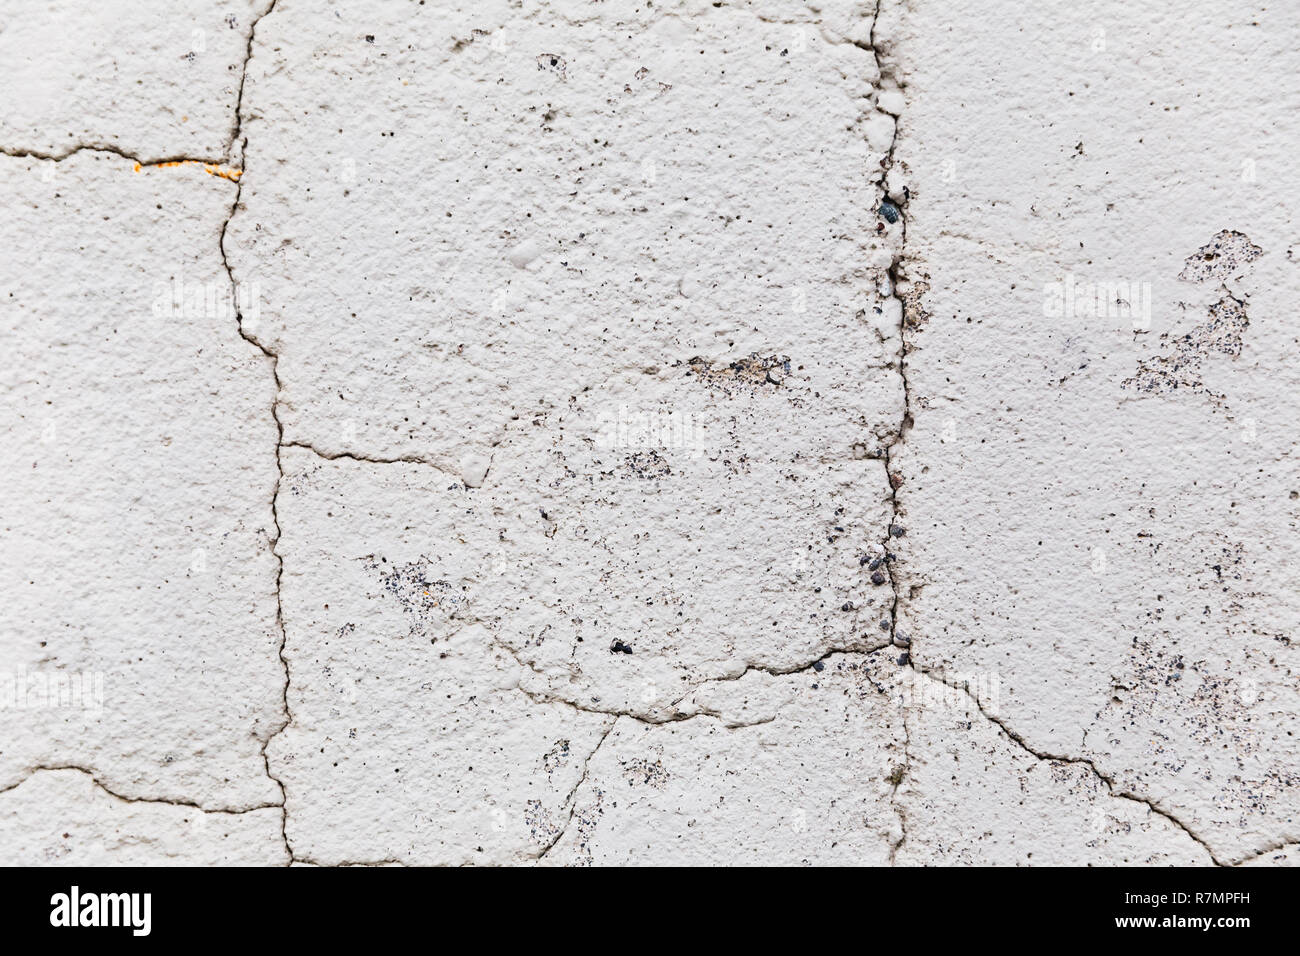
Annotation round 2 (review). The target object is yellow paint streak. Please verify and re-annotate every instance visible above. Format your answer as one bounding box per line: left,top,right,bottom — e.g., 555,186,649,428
132,160,242,181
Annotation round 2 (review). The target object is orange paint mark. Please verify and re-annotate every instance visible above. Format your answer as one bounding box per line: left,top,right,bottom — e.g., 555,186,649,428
132,159,242,181
203,163,243,182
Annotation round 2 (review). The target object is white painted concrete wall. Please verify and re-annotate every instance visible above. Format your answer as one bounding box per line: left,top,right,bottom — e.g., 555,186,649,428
1,0,1295,866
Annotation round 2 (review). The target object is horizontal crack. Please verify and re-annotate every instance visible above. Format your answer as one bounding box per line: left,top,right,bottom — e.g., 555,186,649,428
281,440,453,473
501,634,894,729
1231,841,1300,867
291,854,410,867
0,143,227,168
0,766,283,815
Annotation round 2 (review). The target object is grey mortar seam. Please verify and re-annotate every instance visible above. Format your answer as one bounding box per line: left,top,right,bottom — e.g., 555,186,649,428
859,0,914,866
862,1,911,659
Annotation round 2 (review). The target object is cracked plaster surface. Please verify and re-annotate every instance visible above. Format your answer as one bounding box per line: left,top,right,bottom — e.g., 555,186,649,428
1,0,1296,866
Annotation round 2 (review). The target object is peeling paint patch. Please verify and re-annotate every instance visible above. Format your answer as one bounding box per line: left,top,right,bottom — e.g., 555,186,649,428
621,756,669,790
1123,295,1249,397
624,450,671,479
364,556,466,641
524,799,560,845
684,353,791,391
1178,230,1263,283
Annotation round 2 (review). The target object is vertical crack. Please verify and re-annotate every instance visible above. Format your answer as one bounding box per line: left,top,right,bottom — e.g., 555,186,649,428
860,0,917,868
861,1,912,653
226,0,281,167
218,0,293,865
887,706,911,864
860,1,1225,868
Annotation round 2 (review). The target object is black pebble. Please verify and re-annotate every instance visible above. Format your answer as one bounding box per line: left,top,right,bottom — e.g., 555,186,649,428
871,571,887,585
879,201,900,223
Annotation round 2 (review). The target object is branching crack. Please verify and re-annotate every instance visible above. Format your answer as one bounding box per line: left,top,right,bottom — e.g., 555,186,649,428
281,440,455,474
1,0,278,172
218,0,294,866
12,0,1280,871
497,633,893,729
909,666,1227,865
0,766,281,815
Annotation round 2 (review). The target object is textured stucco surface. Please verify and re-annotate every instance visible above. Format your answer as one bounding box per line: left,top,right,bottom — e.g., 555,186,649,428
1,0,1296,865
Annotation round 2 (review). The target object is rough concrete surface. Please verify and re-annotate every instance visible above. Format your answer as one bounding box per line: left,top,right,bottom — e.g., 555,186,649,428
0,0,1295,865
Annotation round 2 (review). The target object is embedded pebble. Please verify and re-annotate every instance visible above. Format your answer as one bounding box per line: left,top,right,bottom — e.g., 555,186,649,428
877,89,906,116
460,453,490,488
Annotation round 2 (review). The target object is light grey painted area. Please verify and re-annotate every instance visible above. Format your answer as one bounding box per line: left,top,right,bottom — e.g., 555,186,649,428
1,0,1295,865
